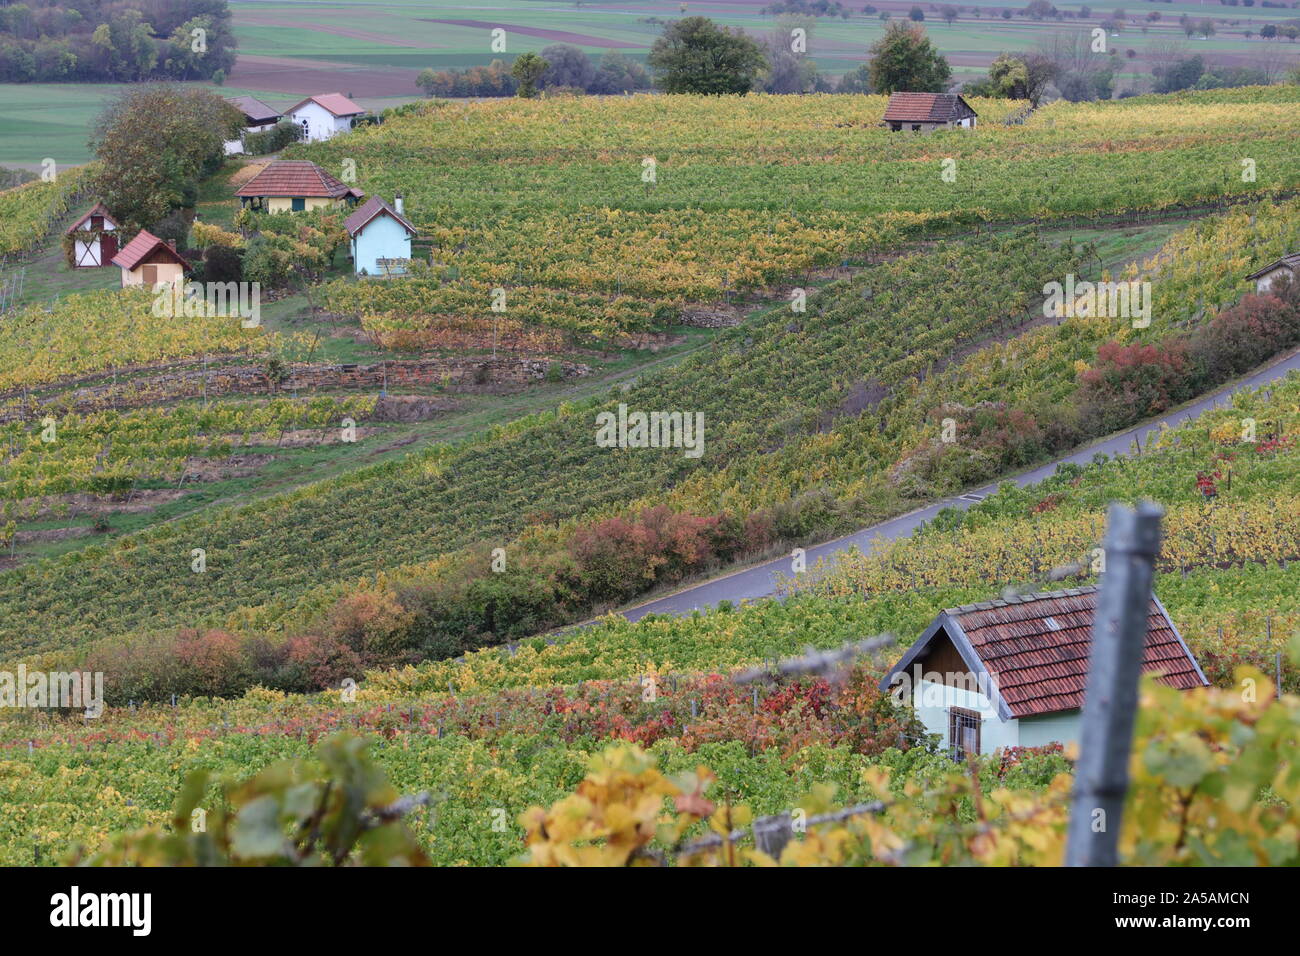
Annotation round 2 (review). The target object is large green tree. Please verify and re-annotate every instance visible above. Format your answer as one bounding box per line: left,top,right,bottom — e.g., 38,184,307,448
647,16,768,94
867,21,951,93
966,52,1055,104
90,84,243,233
511,52,548,98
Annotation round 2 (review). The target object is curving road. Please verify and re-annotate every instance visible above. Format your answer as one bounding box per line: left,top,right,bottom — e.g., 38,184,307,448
620,348,1300,622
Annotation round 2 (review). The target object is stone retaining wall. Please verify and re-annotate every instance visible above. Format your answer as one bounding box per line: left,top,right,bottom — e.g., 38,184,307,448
1,357,590,423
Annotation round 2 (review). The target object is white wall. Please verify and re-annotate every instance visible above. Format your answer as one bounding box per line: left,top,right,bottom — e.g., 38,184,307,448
73,216,115,267
353,213,412,275
912,679,1019,754
1256,266,1296,294
289,102,352,143
1017,710,1081,749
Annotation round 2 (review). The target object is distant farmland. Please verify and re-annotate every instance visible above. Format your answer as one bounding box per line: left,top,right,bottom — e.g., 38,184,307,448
0,0,1295,164
223,0,1297,93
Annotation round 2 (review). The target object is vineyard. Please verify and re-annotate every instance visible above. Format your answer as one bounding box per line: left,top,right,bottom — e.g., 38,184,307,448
2,189,1296,654
0,396,376,503
0,231,1085,649
0,166,92,258
1,86,1298,871
0,559,1291,864
0,289,278,391
2,371,1294,863
305,89,1300,349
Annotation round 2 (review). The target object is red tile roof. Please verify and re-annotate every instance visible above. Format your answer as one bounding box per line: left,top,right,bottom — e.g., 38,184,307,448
235,161,362,200
882,92,977,124
110,229,189,271
883,587,1207,719
65,202,118,234
344,195,416,237
286,93,366,118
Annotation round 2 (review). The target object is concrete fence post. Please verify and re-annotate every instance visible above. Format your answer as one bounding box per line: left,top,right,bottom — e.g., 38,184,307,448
1066,501,1164,867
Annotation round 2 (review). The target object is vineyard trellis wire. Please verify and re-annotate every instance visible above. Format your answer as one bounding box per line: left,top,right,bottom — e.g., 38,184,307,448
524,504,1166,867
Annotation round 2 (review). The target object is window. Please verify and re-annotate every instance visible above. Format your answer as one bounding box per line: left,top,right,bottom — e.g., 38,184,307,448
141,264,158,286
291,197,306,212
948,707,981,761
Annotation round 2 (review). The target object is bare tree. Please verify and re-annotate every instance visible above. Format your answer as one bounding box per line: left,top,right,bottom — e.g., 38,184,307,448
1036,29,1101,77
1145,36,1189,79
1023,52,1058,105
1254,40,1295,84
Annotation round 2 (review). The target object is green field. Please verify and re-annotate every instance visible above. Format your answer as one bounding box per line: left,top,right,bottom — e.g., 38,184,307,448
0,0,1294,164
0,84,417,168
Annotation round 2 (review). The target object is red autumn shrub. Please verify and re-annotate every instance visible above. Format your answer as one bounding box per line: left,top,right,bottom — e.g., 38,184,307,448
569,507,728,600
285,632,364,692
568,515,661,601
323,588,416,666
639,505,719,573
1076,340,1193,432
742,509,776,553
173,629,253,698
1188,291,1300,384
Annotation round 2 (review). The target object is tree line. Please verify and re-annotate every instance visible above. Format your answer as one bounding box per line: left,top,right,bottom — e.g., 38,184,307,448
416,16,1300,103
0,0,235,83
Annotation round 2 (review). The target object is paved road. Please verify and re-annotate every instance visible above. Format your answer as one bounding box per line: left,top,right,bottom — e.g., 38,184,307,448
621,349,1300,622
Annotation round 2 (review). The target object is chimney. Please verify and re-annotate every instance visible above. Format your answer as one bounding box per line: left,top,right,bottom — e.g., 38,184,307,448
166,239,176,250
394,192,404,215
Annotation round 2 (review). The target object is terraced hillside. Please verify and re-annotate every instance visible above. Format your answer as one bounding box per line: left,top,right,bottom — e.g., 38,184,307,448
2,369,1294,865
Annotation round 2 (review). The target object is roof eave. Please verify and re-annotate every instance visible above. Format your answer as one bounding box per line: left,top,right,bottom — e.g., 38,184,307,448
879,612,1016,722
1150,593,1210,687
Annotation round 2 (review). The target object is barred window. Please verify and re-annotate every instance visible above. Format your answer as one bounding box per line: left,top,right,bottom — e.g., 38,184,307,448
949,707,981,761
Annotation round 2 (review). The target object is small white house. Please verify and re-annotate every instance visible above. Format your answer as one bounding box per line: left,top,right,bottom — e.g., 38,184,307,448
1246,253,1300,295
882,92,978,132
879,587,1207,759
345,194,416,276
285,93,367,143
65,202,119,268
224,96,282,155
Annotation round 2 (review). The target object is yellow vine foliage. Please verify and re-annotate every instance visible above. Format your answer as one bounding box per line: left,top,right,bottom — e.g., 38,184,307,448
516,666,1300,866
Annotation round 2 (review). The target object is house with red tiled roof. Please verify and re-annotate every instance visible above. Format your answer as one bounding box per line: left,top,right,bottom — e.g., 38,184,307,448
285,93,367,142
880,587,1207,758
881,92,977,132
65,202,119,268
234,160,364,213
110,229,190,289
